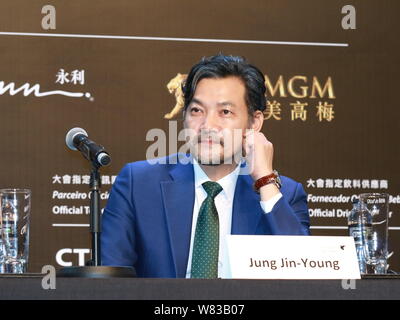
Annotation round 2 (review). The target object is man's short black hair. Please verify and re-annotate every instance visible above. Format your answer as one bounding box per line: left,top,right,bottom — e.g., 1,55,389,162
182,54,267,115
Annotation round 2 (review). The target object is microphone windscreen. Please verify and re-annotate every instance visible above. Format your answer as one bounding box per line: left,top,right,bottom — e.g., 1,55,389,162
97,153,111,166
66,127,88,151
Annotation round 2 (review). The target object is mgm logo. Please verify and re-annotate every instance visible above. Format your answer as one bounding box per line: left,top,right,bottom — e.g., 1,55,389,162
164,74,335,121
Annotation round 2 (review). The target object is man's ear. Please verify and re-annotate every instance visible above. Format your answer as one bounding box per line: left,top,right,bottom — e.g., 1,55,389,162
250,110,264,132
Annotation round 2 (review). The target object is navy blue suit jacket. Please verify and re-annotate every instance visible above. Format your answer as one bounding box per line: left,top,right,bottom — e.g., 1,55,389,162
101,154,310,278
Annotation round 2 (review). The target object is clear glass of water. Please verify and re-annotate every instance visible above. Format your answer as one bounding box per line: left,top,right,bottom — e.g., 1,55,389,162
359,193,389,274
0,189,31,273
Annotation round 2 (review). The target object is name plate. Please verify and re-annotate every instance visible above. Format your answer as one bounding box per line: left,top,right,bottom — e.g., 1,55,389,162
226,235,360,279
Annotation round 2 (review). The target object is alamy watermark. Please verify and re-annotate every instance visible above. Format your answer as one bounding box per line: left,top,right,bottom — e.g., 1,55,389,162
341,5,356,30
341,279,356,290
41,265,56,290
41,5,56,30
145,121,256,175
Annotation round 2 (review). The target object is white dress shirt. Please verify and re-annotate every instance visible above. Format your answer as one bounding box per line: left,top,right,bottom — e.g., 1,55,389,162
185,160,282,278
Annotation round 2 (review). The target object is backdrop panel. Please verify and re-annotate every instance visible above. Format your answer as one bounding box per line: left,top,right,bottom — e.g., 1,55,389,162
0,0,398,272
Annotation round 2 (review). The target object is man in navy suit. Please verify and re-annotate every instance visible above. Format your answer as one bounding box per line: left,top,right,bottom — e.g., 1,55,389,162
101,54,310,278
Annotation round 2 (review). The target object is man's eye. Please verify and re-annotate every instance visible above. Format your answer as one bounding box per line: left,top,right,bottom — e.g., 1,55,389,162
190,107,201,113
222,109,232,115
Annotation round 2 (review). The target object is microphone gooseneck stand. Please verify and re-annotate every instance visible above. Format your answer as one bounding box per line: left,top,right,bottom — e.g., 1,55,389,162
89,165,101,266
58,163,136,278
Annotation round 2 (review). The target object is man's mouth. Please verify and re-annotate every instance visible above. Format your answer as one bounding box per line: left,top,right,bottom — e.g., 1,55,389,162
199,139,218,145
197,136,223,146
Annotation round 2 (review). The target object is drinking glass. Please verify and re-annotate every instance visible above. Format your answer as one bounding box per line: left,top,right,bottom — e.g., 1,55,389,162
359,193,389,274
0,189,31,273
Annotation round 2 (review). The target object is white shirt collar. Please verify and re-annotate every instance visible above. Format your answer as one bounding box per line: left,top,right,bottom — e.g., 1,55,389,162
192,158,240,202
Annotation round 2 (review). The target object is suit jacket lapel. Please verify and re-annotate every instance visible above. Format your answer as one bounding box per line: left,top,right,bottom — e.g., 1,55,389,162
160,160,195,278
231,174,264,234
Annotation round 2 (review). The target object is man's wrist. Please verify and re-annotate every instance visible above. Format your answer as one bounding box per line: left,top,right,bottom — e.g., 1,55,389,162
259,183,281,201
253,170,281,192
252,169,274,181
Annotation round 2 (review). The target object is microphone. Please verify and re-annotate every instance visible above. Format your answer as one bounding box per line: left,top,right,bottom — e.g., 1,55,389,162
66,127,111,167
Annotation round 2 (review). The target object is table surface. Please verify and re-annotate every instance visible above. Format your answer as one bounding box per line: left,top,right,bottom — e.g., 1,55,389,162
0,274,399,300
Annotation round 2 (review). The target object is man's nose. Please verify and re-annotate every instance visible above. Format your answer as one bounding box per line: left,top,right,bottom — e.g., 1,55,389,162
200,112,219,130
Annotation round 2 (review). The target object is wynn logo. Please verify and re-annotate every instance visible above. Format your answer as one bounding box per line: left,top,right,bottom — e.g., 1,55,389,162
0,68,93,100
0,81,92,99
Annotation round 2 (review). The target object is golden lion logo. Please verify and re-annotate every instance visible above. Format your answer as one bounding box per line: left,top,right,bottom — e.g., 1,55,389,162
164,73,187,119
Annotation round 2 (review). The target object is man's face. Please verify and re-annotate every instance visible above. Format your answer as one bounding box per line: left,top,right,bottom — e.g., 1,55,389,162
183,76,252,165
